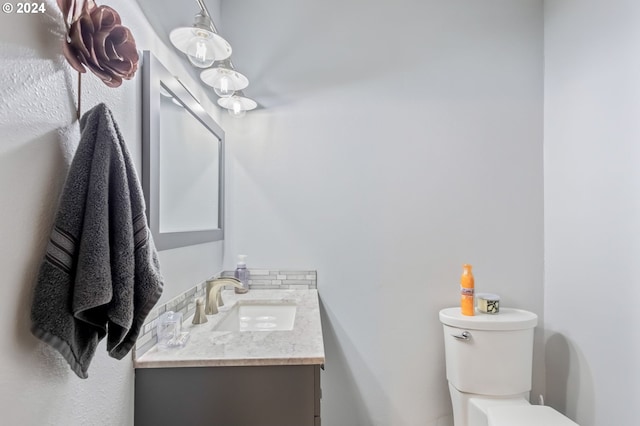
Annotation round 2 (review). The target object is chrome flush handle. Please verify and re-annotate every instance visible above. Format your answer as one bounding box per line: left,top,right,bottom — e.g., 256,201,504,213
452,331,471,341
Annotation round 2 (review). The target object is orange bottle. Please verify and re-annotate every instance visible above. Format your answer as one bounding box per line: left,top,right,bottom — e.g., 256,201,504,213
460,264,475,316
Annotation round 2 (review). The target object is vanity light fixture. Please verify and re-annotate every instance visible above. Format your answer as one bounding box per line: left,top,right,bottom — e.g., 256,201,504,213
200,59,249,98
169,0,258,115
169,11,232,68
217,91,257,118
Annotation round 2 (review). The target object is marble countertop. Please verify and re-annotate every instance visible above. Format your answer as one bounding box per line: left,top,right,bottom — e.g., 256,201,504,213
134,289,325,368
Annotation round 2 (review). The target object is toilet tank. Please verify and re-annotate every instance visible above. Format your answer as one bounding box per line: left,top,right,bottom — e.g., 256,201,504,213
439,307,538,396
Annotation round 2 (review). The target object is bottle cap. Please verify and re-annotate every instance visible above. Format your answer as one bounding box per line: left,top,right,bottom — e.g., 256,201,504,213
461,264,474,288
237,254,247,265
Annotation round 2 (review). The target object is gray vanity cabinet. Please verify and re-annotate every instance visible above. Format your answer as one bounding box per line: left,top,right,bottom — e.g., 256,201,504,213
134,364,321,426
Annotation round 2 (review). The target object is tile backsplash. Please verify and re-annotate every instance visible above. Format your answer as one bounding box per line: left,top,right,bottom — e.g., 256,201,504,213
220,269,317,290
134,270,317,359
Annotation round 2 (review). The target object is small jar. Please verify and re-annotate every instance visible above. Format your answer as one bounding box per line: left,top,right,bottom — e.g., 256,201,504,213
157,311,183,349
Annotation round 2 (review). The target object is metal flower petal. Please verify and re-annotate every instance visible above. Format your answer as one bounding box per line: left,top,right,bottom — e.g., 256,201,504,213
58,0,138,88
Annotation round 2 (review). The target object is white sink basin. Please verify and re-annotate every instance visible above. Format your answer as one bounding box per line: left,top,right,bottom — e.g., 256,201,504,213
215,301,297,332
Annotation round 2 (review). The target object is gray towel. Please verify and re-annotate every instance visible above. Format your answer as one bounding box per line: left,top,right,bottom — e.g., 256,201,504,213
31,103,163,379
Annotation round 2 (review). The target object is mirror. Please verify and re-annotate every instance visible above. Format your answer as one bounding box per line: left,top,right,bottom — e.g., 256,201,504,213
142,51,225,250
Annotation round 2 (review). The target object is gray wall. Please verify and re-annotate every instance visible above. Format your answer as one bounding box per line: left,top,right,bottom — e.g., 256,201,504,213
0,0,224,423
544,1,640,425
221,1,544,425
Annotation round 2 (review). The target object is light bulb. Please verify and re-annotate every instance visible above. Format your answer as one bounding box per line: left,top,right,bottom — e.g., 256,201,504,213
213,74,234,97
186,31,216,68
228,99,246,118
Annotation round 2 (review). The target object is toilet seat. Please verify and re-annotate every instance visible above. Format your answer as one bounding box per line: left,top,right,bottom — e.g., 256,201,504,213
488,405,579,426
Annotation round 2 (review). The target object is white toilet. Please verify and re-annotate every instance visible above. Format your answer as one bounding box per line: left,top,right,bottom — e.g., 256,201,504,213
439,307,578,426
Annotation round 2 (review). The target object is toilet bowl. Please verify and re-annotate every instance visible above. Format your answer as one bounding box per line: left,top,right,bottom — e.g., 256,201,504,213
488,405,579,426
439,307,579,426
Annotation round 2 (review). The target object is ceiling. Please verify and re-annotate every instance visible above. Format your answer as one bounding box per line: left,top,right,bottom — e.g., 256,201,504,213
136,0,215,48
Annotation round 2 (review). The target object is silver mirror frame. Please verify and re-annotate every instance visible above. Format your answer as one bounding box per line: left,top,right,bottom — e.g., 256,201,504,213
142,50,225,250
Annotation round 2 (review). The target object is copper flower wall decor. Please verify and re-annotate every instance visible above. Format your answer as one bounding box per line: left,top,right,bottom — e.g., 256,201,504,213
58,0,139,89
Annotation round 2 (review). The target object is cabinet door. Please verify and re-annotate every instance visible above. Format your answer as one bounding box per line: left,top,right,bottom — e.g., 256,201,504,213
135,365,318,426
314,364,322,424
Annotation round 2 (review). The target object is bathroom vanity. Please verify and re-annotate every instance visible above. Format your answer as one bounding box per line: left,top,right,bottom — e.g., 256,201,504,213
137,49,325,426
134,290,325,426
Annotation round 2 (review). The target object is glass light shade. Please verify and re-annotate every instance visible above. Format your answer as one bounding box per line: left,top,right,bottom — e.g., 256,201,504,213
217,94,257,118
214,75,234,97
186,31,217,68
201,67,249,98
170,26,232,67
229,101,246,118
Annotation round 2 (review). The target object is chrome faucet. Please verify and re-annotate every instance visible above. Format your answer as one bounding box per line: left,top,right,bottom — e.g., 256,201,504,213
205,277,244,315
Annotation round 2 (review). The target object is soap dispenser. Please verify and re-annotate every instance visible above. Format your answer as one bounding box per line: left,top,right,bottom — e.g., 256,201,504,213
234,255,249,294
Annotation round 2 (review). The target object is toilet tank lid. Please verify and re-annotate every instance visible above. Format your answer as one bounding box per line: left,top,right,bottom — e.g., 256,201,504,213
487,405,579,426
439,307,538,330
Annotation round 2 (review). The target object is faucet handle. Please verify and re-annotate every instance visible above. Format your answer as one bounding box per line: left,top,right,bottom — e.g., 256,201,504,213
192,298,208,325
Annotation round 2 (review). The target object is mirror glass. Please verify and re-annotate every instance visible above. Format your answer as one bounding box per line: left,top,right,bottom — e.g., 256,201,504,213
158,85,220,233
142,51,225,250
